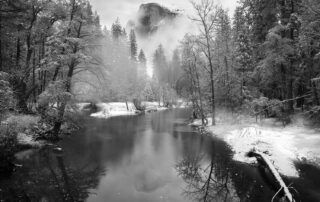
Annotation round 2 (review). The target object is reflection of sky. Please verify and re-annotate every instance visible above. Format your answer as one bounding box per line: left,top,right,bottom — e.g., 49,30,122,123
86,114,194,202
90,0,239,28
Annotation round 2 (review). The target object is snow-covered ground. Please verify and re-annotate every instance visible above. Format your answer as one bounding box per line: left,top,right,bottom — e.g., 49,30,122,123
76,102,91,111
191,117,320,177
86,100,191,119
175,99,192,109
89,102,170,119
141,101,168,112
90,102,139,118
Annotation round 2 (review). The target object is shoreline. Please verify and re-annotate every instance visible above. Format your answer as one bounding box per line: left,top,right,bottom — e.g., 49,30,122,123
190,115,320,177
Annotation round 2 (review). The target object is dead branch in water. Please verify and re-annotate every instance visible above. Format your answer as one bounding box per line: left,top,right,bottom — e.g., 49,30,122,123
248,150,295,202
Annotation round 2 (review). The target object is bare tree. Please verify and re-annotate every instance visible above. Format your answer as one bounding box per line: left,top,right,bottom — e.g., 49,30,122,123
191,0,220,125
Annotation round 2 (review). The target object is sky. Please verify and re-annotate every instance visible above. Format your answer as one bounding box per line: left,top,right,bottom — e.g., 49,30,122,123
90,0,239,28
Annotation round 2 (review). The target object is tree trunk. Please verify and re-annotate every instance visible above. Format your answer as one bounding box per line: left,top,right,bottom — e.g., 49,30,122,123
287,74,294,112
248,150,295,202
56,155,74,201
194,60,206,126
125,100,129,111
16,81,28,113
52,66,60,81
43,70,46,91
280,64,286,100
204,159,214,202
210,66,216,125
312,81,319,106
296,80,305,109
25,34,33,71
16,37,20,68
240,68,244,106
32,50,36,102
206,35,216,125
224,55,231,109
52,1,82,134
53,62,75,135
0,13,2,71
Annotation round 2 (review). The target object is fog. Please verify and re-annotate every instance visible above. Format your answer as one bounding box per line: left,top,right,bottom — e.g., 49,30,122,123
134,14,197,75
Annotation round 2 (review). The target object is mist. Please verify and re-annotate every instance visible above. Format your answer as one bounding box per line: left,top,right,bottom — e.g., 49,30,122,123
137,15,196,75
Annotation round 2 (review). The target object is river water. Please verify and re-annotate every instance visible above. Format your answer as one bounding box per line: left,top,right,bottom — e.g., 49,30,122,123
1,109,320,201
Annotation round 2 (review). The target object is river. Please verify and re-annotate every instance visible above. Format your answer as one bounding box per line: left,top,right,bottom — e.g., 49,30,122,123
0,109,319,201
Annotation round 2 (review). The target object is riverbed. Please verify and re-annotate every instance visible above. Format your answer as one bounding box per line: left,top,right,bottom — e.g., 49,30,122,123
0,109,319,201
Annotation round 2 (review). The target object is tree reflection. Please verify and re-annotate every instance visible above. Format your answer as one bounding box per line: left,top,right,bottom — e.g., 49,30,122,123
176,137,276,202
0,148,106,201
176,153,239,202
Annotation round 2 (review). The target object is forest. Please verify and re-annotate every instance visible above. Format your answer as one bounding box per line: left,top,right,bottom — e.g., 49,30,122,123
0,0,320,201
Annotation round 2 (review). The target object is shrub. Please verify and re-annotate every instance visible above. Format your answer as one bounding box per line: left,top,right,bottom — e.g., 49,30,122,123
0,123,18,175
133,99,145,111
5,115,40,133
0,72,15,120
304,106,320,126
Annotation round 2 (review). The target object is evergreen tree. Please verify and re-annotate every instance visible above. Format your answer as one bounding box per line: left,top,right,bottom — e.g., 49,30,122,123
129,29,138,60
169,49,182,89
233,6,254,105
111,18,122,40
138,49,146,65
153,44,168,83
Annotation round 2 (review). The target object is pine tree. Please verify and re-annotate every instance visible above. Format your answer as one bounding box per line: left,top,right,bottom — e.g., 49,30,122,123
233,6,254,105
129,29,138,60
111,18,122,40
153,44,168,83
169,49,182,89
138,49,146,65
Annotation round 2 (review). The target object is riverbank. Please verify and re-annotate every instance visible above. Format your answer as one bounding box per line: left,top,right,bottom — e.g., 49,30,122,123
0,114,62,150
0,101,186,160
84,101,190,119
191,114,320,177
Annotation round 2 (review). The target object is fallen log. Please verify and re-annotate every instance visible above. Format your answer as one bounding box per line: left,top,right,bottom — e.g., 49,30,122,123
247,149,295,202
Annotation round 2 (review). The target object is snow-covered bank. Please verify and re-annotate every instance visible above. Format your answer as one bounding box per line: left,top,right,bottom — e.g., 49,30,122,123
89,101,174,119
191,117,320,177
141,101,168,112
90,102,139,118
76,102,91,111
87,101,191,119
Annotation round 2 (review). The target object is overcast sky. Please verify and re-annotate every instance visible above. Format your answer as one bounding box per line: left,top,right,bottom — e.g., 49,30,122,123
90,0,239,28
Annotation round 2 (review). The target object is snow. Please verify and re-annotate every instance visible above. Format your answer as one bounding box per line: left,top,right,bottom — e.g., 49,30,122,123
141,102,168,111
17,133,44,148
76,102,91,110
88,101,177,119
225,126,299,177
89,100,193,119
191,117,320,177
90,102,139,118
175,99,191,108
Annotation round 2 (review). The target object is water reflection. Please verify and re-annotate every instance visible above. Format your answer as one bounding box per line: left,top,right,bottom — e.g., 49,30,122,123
176,137,278,202
1,109,319,202
0,147,105,201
